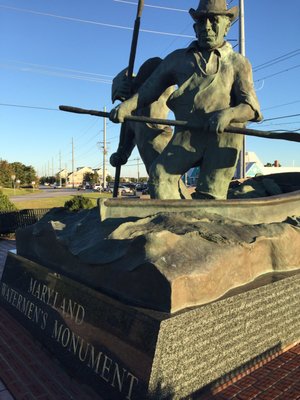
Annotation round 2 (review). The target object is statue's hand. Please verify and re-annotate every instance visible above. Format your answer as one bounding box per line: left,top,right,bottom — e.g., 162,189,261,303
208,109,233,134
110,99,136,123
109,104,127,123
110,152,128,167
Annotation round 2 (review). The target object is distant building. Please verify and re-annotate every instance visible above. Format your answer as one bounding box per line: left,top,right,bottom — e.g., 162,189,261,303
57,169,69,179
187,167,200,185
61,167,102,187
186,152,300,185
245,152,300,177
244,152,265,177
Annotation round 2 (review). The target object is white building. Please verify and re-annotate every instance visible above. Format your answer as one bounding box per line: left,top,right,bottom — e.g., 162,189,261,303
65,167,102,187
186,152,300,185
245,152,300,177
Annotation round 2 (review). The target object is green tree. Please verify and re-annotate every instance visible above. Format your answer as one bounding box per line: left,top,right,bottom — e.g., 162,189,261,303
106,174,113,183
64,195,94,212
0,190,17,211
264,162,282,167
139,177,148,183
10,162,38,186
39,176,56,185
83,172,99,186
0,160,38,188
0,160,13,187
129,177,137,183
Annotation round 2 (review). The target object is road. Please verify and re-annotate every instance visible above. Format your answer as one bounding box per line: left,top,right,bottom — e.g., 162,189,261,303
9,187,91,202
9,187,139,202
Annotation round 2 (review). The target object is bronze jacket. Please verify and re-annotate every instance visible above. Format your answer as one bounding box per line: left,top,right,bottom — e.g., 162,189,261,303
136,41,262,125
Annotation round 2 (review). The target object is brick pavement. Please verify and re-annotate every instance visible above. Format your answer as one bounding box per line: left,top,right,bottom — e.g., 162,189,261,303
0,305,102,400
0,237,299,399
0,238,102,400
202,344,300,399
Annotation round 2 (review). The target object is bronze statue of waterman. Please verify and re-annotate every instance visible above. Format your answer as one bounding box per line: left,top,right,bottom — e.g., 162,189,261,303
110,0,262,200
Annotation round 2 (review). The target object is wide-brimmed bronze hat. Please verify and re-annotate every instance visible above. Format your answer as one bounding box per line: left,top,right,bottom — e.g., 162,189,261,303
189,0,239,22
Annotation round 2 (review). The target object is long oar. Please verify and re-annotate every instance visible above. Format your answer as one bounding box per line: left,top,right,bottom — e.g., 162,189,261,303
59,105,300,143
113,0,144,198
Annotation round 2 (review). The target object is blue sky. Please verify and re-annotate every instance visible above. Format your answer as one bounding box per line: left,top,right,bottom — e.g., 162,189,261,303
1,0,300,178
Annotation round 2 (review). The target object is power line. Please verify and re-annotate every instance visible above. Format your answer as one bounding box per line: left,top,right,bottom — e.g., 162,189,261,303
2,102,299,126
0,103,58,111
124,160,144,167
0,63,112,84
258,120,300,127
159,22,191,56
260,128,300,133
113,0,186,12
255,63,300,82
0,5,194,38
262,113,300,122
231,18,239,27
257,121,300,129
254,52,300,73
254,120,300,127
51,124,100,166
4,60,114,78
107,134,121,142
74,132,101,155
253,48,300,72
74,120,99,143
262,100,300,111
75,145,100,163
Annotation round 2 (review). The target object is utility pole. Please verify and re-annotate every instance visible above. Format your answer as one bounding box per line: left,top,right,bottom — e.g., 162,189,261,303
239,0,246,57
52,157,54,178
184,172,188,186
65,163,68,187
133,157,141,182
237,0,246,179
137,158,140,182
102,107,107,189
72,137,75,188
59,151,62,187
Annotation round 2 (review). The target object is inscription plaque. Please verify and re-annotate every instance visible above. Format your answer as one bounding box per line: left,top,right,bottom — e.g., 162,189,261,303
0,252,164,400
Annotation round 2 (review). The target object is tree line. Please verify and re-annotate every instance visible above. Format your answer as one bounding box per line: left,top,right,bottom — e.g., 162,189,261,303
0,159,38,188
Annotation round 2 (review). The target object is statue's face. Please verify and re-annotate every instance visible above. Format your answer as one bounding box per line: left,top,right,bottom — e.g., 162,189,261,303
194,15,231,50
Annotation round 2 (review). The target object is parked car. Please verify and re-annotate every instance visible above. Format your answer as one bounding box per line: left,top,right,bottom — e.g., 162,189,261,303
119,185,133,195
142,186,150,195
136,183,148,191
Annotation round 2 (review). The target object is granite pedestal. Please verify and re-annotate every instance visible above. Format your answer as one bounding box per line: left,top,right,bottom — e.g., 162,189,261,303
1,251,299,399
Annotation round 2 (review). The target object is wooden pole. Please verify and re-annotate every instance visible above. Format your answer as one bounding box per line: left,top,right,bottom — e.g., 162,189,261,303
113,0,145,198
59,105,300,143
238,0,246,179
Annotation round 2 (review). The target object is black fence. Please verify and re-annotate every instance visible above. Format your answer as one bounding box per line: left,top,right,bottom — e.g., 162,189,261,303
0,209,51,234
